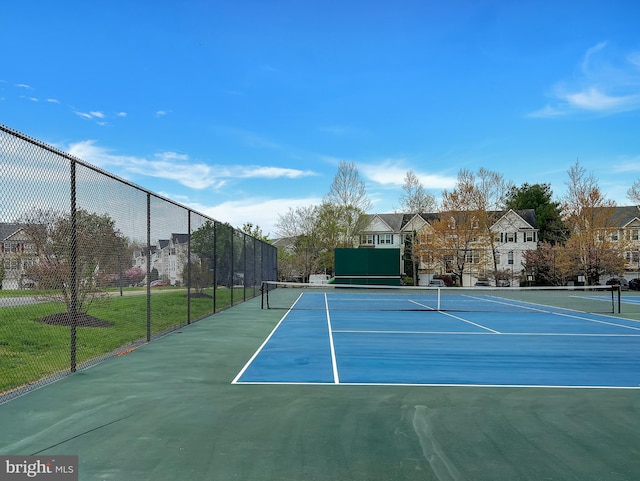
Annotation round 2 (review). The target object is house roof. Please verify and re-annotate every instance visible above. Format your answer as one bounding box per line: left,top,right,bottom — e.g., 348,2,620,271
172,233,190,244
362,209,537,232
610,205,640,228
0,223,23,241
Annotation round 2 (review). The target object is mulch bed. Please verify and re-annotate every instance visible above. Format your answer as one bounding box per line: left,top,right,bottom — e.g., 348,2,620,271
36,312,114,328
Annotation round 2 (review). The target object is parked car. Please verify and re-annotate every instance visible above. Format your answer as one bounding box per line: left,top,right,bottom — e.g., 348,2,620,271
150,279,170,287
629,278,640,291
474,280,491,287
605,277,629,290
428,279,446,287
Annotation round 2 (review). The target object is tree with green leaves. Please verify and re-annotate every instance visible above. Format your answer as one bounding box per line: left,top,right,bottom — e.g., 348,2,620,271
504,183,567,245
240,222,270,243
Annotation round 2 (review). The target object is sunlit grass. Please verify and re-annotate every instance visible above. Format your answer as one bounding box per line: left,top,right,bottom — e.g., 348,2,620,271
0,286,253,394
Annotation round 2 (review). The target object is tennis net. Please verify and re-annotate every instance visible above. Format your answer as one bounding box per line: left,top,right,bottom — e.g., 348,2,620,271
261,281,622,314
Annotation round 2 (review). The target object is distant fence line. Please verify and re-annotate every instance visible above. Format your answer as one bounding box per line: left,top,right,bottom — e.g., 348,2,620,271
0,124,277,402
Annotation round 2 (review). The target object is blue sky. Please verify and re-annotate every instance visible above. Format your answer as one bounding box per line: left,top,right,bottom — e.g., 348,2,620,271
2,0,640,237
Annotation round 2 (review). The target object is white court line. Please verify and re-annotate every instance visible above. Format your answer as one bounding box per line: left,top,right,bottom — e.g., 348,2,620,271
231,291,306,384
333,329,640,337
550,311,640,331
233,380,640,389
324,293,340,384
409,299,500,333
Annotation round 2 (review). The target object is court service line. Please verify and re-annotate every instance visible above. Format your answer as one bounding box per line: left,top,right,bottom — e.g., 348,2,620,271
333,329,640,337
324,293,340,384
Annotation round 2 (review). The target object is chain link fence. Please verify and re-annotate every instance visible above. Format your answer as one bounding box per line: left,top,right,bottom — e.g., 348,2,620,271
0,125,277,402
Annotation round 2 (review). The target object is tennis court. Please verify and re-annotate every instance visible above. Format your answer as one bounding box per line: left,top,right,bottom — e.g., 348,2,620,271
235,284,640,388
2,286,640,480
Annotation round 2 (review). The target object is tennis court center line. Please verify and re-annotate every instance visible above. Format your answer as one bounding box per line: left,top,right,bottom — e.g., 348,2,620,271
324,293,340,384
409,299,500,333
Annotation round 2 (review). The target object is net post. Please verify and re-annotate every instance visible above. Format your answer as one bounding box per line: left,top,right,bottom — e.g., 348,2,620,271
260,281,270,309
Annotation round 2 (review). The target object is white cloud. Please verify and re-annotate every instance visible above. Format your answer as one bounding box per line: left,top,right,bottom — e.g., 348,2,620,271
46,98,60,104
188,196,323,236
65,140,318,191
74,111,105,121
561,87,640,112
360,159,457,190
611,157,640,173
238,166,316,179
531,43,640,117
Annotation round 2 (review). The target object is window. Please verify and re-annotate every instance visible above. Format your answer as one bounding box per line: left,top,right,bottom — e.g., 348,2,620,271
360,235,375,245
508,251,514,265
3,242,23,253
378,234,393,245
525,231,534,242
3,260,19,270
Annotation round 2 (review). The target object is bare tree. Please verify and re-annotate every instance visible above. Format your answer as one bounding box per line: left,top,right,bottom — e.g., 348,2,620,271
325,160,372,212
426,168,512,285
628,178,640,204
560,160,620,285
324,161,372,245
398,170,437,213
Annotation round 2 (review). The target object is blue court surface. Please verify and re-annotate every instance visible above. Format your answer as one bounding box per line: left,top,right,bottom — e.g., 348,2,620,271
233,290,640,388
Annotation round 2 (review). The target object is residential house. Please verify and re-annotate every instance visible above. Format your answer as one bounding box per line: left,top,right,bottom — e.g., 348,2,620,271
133,233,192,285
358,210,538,286
0,223,36,290
607,205,640,278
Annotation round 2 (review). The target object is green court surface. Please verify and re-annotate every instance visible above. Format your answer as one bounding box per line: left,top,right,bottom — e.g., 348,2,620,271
1,296,639,481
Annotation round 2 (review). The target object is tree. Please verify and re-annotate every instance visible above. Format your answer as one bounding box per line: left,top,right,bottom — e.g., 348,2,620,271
628,179,640,204
191,220,235,288
422,168,512,285
124,267,145,286
398,170,437,213
275,205,324,281
240,222,270,243
504,183,568,245
324,161,372,245
21,208,128,316
560,160,622,284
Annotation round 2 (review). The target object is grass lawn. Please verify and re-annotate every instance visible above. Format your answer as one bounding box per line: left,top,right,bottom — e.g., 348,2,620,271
0,286,253,394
